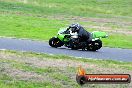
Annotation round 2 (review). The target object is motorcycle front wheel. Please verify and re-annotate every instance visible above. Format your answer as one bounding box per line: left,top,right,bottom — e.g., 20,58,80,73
49,37,63,48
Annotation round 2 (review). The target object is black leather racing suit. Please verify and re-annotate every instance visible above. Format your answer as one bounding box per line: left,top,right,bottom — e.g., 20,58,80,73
76,26,92,42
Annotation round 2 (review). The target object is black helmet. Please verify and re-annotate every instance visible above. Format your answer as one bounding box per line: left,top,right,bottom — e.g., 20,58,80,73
69,23,80,32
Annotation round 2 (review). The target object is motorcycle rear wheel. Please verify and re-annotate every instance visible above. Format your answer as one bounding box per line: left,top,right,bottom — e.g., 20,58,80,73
87,40,102,51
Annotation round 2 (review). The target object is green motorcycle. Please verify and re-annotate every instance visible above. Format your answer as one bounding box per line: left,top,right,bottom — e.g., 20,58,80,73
49,28,108,51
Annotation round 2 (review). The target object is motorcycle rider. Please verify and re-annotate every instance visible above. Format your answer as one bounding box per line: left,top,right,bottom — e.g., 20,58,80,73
66,23,92,50
67,23,92,42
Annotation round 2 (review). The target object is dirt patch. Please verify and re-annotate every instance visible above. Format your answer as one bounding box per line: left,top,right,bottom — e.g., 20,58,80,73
17,0,28,4
0,61,44,81
5,68,44,81
0,51,95,68
1,10,132,26
0,51,132,74
86,26,132,34
47,15,132,26
0,51,132,87
0,10,131,34
78,17,132,26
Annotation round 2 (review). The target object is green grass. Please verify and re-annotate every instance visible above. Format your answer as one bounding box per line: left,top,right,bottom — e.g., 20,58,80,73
0,14,69,40
0,14,132,48
0,79,61,88
0,0,131,48
102,34,132,48
5,50,132,70
0,0,132,17
0,50,131,88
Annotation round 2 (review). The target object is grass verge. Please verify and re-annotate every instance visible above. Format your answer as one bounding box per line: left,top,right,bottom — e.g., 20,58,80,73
0,0,131,48
0,50,132,88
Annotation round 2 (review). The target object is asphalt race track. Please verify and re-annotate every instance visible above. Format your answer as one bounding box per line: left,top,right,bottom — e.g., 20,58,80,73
0,38,132,62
